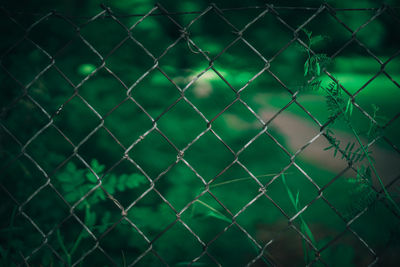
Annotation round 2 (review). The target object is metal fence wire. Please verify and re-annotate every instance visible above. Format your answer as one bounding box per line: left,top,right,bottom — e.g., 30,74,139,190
1,2,400,266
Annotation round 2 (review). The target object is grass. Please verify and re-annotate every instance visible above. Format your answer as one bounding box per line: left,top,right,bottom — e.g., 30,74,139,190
281,173,317,264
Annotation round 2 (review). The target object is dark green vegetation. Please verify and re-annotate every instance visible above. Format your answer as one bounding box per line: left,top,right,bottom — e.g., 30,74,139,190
1,0,400,266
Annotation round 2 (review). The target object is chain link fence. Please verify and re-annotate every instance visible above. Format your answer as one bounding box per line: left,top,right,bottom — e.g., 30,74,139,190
1,3,400,266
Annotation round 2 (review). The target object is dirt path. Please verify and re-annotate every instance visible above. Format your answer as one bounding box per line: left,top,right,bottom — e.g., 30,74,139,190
260,109,400,188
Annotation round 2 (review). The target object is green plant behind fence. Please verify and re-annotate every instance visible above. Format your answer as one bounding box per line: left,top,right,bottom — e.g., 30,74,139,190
1,2,400,266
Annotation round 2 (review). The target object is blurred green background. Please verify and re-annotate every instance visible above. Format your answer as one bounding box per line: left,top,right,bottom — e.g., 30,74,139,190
1,0,400,266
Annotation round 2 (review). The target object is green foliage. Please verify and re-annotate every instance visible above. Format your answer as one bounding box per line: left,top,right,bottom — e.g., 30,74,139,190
319,81,400,219
344,166,377,221
320,80,400,216
281,173,316,264
324,81,345,120
366,104,387,139
300,29,331,78
304,54,331,77
295,27,400,264
324,130,371,164
57,159,147,206
301,79,323,92
1,5,400,266
309,57,400,219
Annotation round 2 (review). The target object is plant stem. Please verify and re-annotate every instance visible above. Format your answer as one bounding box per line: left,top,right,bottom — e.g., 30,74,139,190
69,230,84,258
56,229,71,266
349,125,400,215
210,172,293,188
322,84,400,215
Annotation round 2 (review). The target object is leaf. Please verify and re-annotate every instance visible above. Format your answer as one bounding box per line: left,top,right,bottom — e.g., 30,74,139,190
66,162,77,173
316,62,320,76
354,150,363,162
345,99,352,118
116,174,127,191
93,189,106,201
281,174,296,209
98,211,111,233
56,229,70,263
300,218,316,245
304,59,309,76
310,35,325,45
302,28,312,38
311,80,321,91
91,159,105,174
348,142,355,155
84,204,96,227
349,101,353,117
106,175,117,194
350,149,358,162
125,173,147,189
191,200,231,223
86,160,105,183
86,171,98,183
282,174,316,254
342,142,351,159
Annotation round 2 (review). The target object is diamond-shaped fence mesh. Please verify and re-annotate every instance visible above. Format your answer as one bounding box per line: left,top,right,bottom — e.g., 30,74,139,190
1,3,400,266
